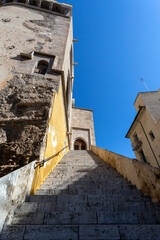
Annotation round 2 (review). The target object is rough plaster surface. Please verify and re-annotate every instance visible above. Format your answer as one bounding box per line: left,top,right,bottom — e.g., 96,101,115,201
0,73,59,177
0,5,71,85
91,145,160,202
0,160,36,233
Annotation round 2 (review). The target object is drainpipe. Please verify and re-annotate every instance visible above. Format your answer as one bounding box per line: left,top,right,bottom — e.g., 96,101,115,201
136,120,160,168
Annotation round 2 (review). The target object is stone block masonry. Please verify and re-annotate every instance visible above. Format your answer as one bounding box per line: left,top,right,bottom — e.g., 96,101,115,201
91,145,160,202
0,73,59,177
1,150,160,239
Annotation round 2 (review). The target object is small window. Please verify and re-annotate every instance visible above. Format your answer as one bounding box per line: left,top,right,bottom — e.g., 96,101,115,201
35,60,48,75
139,149,147,163
149,131,155,140
30,0,36,6
133,133,139,143
41,1,50,10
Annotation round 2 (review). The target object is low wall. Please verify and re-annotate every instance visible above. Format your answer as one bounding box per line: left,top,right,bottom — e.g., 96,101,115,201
0,160,36,233
91,145,160,202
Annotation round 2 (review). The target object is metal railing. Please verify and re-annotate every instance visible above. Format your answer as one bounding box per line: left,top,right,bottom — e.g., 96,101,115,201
34,145,68,169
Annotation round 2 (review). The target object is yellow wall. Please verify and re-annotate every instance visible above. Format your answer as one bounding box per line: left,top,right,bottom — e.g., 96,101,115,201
31,83,68,194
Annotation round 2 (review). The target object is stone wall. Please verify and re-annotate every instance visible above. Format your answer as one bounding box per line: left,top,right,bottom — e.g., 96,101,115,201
91,145,160,202
135,91,160,123
0,5,71,86
0,3,73,177
0,73,59,177
0,160,36,233
71,107,96,149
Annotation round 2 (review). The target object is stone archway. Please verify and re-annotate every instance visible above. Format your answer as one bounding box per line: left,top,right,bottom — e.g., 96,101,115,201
74,138,87,150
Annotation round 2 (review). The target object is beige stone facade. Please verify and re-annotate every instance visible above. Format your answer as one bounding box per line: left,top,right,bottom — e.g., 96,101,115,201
0,0,96,177
71,107,96,150
0,0,74,176
126,89,160,168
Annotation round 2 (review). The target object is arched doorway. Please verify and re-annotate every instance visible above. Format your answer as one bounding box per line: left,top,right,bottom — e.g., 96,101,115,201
74,139,87,150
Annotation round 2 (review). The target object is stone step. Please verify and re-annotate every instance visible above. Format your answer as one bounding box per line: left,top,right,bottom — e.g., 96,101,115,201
38,184,137,195
11,210,160,225
30,192,150,205
46,168,121,174
12,211,97,225
36,188,141,197
0,225,79,240
44,174,118,181
79,224,160,240
2,150,160,240
1,224,160,240
41,180,132,187
68,201,151,213
15,202,69,213
29,194,87,203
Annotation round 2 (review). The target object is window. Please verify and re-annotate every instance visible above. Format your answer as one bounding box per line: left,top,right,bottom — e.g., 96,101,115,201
139,149,147,163
29,0,36,6
35,60,48,75
149,131,155,141
133,133,139,143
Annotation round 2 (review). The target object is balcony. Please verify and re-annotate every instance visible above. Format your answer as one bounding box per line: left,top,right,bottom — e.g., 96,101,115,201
132,139,142,151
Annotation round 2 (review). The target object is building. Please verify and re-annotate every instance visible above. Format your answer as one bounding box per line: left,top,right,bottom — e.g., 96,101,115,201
126,89,160,168
71,101,96,150
0,0,95,181
1,1,160,238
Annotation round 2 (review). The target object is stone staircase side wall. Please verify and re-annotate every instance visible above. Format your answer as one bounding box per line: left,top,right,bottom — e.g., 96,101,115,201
91,145,160,202
0,160,36,233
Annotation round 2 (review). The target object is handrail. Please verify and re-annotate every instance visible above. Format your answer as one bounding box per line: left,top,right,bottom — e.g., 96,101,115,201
34,145,68,169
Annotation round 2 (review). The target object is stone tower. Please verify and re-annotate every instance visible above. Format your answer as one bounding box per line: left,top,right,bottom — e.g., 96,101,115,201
0,0,95,178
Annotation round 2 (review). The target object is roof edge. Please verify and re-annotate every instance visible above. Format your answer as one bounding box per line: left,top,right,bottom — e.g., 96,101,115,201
72,107,93,112
125,106,146,138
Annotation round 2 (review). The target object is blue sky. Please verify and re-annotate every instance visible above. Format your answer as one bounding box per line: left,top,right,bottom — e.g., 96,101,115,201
59,0,160,158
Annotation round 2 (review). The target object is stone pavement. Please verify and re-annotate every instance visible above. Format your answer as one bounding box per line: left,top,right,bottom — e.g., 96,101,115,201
1,150,160,239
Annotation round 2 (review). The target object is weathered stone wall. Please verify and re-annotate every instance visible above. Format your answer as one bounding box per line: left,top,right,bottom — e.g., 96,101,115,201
0,5,71,86
91,145,160,202
0,2,73,177
0,160,36,233
0,73,59,177
71,107,96,149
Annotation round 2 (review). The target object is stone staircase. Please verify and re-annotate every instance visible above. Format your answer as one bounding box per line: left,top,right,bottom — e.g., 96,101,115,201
1,150,160,240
